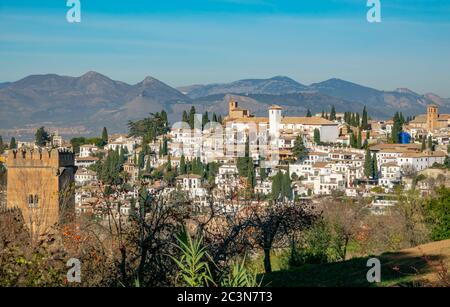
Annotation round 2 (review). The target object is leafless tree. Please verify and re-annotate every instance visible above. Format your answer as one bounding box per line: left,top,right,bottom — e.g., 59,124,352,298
319,198,369,261
245,199,316,273
391,188,430,247
401,164,418,178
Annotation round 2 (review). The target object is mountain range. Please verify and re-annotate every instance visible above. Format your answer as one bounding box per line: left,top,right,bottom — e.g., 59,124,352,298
0,72,449,137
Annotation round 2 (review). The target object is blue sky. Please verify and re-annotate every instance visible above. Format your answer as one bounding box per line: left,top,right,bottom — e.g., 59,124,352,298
1,0,450,96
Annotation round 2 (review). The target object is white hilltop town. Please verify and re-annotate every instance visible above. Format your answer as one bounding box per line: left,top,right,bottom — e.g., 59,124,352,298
0,100,449,225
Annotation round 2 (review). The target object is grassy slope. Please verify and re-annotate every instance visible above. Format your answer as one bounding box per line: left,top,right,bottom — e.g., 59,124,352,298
264,239,450,287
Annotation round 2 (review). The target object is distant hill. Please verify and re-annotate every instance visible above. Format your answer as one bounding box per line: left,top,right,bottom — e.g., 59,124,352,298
308,78,447,116
1,72,449,137
189,92,368,118
180,76,309,99
0,82,11,90
0,72,190,134
182,77,450,120
309,78,382,103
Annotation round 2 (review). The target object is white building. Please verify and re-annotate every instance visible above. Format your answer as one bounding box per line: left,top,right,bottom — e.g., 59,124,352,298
75,156,99,168
379,163,401,188
215,164,240,194
104,136,142,153
79,144,99,158
176,174,208,198
313,172,346,195
396,151,447,172
75,169,98,186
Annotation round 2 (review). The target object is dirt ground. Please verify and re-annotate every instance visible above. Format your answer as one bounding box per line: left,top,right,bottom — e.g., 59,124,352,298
384,239,450,285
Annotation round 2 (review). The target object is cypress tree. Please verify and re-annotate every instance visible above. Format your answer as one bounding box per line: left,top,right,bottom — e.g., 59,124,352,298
102,127,108,145
202,111,210,129
162,138,168,156
293,135,308,162
271,172,282,199
35,126,50,147
371,152,378,179
166,155,172,172
350,132,357,148
119,146,126,163
391,112,403,143
259,166,267,181
364,149,372,179
180,155,186,175
350,113,356,126
196,157,203,176
160,110,168,128
10,137,17,149
247,158,256,190
399,112,405,125
363,131,370,149
212,113,218,123
237,136,250,176
0,135,4,154
182,110,189,124
357,129,362,149
282,172,292,200
314,129,321,145
306,109,312,117
421,136,427,151
189,106,196,129
428,136,434,151
361,106,368,130
129,197,136,221
145,156,152,173
330,105,336,121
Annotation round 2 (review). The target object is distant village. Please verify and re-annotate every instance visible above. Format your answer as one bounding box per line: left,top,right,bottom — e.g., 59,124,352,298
0,101,449,233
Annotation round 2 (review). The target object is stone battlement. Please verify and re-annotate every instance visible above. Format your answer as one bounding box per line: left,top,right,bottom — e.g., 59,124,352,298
7,148,74,168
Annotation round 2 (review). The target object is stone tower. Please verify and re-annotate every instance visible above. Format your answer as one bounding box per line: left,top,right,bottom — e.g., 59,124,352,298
6,148,76,236
229,100,238,113
269,105,282,143
427,104,438,132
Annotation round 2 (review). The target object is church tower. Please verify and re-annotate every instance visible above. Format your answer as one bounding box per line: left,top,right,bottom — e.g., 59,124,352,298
269,105,282,144
427,104,438,131
229,100,238,113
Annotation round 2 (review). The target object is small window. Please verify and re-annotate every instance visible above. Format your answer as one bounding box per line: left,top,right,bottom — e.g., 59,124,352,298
28,194,39,208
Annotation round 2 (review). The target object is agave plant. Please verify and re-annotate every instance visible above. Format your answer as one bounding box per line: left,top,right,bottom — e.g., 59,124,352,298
220,257,262,288
171,229,261,288
171,229,215,287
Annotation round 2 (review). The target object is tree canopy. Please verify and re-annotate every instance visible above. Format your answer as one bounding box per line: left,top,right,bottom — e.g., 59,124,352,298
35,126,50,147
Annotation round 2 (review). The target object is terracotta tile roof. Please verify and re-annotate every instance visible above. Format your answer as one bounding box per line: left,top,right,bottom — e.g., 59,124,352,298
177,174,202,179
75,156,99,162
312,162,331,168
281,117,337,126
400,151,447,158
269,105,283,110
382,162,399,167
370,143,421,152
228,117,269,124
308,152,329,156
410,115,427,123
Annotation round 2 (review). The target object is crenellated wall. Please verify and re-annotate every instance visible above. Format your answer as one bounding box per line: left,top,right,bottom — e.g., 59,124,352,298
6,148,75,235
6,148,74,168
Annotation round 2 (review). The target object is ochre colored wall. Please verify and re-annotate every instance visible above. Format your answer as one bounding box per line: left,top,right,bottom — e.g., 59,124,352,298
6,149,75,235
